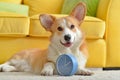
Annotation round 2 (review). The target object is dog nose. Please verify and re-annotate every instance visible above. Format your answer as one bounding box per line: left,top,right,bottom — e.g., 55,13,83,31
64,34,71,41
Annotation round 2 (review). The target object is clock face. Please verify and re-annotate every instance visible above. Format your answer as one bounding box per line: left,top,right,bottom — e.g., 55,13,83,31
56,54,78,76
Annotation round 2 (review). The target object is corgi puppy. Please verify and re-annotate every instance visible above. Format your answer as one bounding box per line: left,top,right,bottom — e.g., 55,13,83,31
0,2,93,76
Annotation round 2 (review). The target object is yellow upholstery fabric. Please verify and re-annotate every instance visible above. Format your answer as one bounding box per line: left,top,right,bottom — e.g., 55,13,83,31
82,16,105,39
97,0,120,67
0,0,22,4
0,12,28,17
30,14,105,39
0,12,29,37
23,0,64,16
96,0,110,20
86,39,106,67
0,37,50,64
104,0,120,67
0,37,106,68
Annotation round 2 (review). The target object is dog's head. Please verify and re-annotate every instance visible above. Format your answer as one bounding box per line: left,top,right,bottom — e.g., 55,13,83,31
39,2,86,48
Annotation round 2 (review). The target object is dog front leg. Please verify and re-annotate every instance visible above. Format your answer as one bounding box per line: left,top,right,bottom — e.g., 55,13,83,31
40,44,59,76
40,62,55,76
75,52,94,75
76,60,94,75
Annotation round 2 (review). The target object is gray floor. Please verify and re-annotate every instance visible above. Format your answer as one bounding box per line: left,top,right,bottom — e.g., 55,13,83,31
0,70,120,80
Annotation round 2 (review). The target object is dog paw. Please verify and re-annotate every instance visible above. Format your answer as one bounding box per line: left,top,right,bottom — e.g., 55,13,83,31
40,66,54,76
0,64,17,72
76,69,94,76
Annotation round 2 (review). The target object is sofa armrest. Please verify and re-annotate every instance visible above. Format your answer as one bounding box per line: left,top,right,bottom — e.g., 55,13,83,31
96,0,110,20
97,0,120,67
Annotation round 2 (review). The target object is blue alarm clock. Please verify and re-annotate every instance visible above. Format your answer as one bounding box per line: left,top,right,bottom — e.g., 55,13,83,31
56,54,78,76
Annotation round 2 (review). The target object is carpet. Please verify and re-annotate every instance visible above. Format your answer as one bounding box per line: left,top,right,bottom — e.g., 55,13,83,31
0,70,120,80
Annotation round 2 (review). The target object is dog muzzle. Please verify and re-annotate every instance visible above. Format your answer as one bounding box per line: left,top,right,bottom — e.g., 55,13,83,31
60,41,72,47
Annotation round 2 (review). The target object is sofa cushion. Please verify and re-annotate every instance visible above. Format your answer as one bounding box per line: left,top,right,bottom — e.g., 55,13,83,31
61,0,99,17
0,0,22,4
82,16,105,39
0,2,29,16
0,12,29,37
30,14,105,39
23,0,64,16
0,37,49,64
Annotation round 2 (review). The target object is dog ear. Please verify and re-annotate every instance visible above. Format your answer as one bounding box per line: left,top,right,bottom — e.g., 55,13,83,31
70,2,86,22
39,14,55,31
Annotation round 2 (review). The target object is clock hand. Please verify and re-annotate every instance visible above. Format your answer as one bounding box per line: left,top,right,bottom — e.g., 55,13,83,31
64,62,71,67
65,56,66,64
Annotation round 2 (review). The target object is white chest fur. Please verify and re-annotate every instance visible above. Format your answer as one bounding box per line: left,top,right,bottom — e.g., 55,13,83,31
47,43,86,65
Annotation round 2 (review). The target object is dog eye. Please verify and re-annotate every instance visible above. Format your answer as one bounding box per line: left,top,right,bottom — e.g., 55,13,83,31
70,25,75,29
57,26,63,31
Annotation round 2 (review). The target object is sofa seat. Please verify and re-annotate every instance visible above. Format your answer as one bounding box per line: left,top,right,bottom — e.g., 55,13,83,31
0,12,29,37
30,14,105,39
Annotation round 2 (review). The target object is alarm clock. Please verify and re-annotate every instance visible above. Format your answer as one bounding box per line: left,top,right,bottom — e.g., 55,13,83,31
56,54,78,76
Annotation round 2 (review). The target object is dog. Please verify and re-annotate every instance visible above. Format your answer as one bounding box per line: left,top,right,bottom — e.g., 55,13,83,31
0,2,93,76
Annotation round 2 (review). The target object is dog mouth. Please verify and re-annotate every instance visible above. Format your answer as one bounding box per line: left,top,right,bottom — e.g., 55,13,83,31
60,40,72,47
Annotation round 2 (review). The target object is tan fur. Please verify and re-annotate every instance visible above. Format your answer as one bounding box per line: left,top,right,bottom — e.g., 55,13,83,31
7,49,47,73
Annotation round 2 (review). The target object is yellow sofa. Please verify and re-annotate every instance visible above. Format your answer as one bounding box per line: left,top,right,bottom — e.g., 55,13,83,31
1,0,116,68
